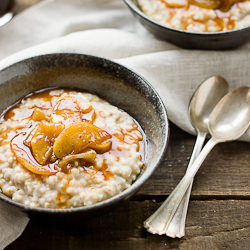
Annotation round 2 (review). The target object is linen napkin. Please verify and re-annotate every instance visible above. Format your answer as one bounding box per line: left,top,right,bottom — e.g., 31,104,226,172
0,0,249,248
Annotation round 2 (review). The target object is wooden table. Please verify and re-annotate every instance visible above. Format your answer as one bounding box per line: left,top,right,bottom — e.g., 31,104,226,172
5,1,250,249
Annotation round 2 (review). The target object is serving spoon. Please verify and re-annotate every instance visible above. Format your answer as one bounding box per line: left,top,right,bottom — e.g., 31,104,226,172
144,86,250,235
165,76,229,238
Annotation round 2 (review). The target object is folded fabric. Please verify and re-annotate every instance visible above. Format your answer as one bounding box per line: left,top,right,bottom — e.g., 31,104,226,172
0,0,249,248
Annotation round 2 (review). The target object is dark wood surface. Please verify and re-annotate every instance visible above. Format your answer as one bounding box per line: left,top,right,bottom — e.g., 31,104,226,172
5,1,250,250
6,122,250,250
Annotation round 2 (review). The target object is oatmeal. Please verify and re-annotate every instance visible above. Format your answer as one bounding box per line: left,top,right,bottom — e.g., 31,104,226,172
138,0,250,32
0,89,144,208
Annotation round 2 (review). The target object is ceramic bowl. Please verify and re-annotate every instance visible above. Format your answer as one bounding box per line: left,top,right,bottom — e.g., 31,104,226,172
0,53,169,217
123,0,250,50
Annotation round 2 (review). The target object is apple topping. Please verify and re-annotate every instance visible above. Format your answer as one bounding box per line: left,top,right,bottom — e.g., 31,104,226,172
53,122,111,159
59,149,97,170
188,0,220,9
31,108,48,122
90,141,112,154
10,95,112,176
30,121,65,165
11,131,58,176
163,0,188,8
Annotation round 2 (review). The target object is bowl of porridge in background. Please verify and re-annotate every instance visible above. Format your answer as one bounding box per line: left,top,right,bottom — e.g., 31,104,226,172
123,0,250,49
0,53,169,217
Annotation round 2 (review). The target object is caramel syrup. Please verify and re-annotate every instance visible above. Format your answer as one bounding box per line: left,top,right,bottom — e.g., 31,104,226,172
0,88,146,181
159,0,248,32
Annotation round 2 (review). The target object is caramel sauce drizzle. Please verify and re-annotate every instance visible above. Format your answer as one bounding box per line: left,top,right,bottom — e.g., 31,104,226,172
159,0,249,31
0,88,145,185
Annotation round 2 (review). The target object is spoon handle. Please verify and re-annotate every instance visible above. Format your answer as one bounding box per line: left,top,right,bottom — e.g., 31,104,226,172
144,138,217,235
165,132,206,238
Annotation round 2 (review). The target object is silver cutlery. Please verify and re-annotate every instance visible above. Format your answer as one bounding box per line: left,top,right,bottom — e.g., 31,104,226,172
144,86,250,235
165,76,229,238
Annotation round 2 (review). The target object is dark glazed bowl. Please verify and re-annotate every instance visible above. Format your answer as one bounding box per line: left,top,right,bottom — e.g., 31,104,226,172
123,0,250,50
0,53,168,217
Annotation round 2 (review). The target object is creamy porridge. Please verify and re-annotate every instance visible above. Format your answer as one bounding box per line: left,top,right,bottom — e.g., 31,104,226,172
138,0,250,32
0,89,144,208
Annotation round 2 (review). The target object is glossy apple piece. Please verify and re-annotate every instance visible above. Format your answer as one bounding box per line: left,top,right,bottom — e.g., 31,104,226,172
11,131,58,176
31,108,48,122
189,0,220,9
219,0,238,11
59,149,97,169
91,141,112,154
31,121,64,165
53,122,111,159
163,0,188,8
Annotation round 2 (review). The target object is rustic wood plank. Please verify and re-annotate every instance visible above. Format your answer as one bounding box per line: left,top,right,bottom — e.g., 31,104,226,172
6,199,250,250
137,124,250,198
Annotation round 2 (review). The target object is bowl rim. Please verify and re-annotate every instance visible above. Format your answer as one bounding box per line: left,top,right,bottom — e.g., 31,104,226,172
0,53,169,214
123,0,250,36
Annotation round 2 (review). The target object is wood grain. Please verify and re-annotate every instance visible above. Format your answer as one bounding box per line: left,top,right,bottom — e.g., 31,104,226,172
6,199,250,250
137,126,250,198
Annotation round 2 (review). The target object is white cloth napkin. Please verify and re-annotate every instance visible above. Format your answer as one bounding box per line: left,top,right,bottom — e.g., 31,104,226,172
0,0,249,248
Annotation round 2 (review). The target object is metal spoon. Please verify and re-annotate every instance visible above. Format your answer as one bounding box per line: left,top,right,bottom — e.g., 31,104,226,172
144,87,250,235
166,76,229,238
0,0,13,27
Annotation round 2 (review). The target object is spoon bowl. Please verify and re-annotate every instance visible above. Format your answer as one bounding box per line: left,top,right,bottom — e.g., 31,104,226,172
189,76,229,134
209,87,250,141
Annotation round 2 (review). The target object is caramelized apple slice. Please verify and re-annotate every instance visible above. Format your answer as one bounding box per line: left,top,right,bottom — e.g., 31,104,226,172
31,121,64,165
23,124,39,147
53,122,111,159
31,108,48,122
189,0,220,9
91,141,112,154
11,132,58,176
163,0,188,8
59,149,96,169
219,0,238,11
